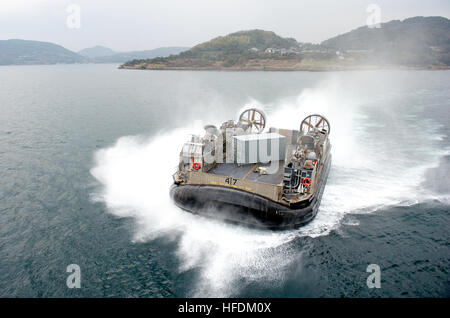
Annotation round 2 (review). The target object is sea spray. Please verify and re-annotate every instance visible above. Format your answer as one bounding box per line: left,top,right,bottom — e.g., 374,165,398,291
91,77,446,296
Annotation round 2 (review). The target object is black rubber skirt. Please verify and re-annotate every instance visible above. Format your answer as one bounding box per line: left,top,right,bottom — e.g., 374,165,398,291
170,155,331,230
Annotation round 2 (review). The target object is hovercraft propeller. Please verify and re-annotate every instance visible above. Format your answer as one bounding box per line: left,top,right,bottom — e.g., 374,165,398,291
239,108,266,133
300,114,330,135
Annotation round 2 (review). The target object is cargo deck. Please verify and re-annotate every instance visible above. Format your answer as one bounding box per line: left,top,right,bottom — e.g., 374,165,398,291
208,160,285,185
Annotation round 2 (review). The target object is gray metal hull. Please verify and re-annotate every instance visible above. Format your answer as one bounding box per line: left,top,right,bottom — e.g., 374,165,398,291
170,155,331,230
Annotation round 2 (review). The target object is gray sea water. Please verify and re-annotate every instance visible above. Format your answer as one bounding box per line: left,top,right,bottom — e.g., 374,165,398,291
0,64,449,297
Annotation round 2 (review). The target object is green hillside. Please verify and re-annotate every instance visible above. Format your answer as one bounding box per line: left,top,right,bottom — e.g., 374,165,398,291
0,39,86,65
321,16,450,66
189,30,298,54
121,30,304,69
122,17,450,70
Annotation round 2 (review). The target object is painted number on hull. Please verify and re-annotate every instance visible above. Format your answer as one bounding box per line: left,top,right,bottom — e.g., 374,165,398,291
225,177,238,185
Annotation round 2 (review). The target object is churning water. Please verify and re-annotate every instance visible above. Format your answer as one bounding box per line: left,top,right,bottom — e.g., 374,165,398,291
1,65,449,297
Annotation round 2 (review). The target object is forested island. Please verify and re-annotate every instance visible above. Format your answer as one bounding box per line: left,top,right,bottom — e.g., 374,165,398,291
120,16,450,71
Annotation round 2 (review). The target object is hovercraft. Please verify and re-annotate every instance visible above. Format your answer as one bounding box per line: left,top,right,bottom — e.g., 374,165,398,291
170,108,332,229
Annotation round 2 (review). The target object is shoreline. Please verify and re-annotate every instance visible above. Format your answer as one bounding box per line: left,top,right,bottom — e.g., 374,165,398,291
119,65,450,72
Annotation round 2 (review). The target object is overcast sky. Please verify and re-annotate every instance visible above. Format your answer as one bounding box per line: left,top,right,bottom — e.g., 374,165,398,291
1,0,449,52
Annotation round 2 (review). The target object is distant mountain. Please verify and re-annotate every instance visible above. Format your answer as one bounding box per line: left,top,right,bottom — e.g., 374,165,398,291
3,16,449,69
122,17,450,70
120,29,315,70
0,40,188,65
190,30,299,54
0,39,86,65
322,16,450,50
321,16,450,66
78,45,116,58
91,46,189,63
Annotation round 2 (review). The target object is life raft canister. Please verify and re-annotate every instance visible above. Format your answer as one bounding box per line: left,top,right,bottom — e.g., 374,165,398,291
302,177,311,186
193,162,201,170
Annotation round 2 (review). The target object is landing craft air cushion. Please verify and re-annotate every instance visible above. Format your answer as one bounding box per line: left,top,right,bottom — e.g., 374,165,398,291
170,108,332,229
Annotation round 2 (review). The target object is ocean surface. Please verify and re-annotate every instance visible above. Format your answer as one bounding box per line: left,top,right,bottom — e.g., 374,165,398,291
0,64,449,297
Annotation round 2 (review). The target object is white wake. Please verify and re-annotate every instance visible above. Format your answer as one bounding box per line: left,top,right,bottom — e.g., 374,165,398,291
90,76,447,296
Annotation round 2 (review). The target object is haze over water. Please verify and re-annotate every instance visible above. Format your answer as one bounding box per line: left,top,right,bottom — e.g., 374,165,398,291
0,64,449,297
